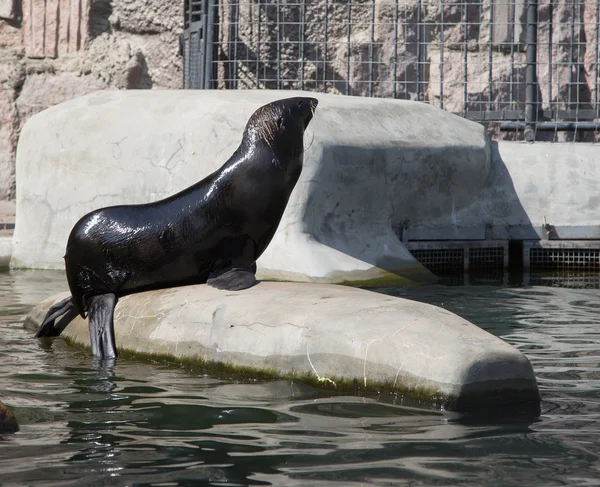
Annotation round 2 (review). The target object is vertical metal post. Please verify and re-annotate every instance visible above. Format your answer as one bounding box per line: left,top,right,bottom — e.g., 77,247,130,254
204,0,215,89
509,0,515,106
417,0,422,100
524,0,538,142
369,1,375,97
323,0,329,91
256,0,261,88
233,1,239,89
346,0,351,95
185,0,192,88
548,0,553,111
462,0,468,114
488,0,494,110
568,0,575,109
276,0,281,89
393,0,398,99
300,0,305,91
439,0,444,109
596,0,600,117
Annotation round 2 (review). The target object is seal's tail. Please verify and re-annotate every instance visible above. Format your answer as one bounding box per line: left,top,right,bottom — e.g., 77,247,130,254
35,296,78,338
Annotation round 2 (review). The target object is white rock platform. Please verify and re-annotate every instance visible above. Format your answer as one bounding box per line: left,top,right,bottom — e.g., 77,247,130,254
0,237,11,267
11,89,491,286
25,282,540,413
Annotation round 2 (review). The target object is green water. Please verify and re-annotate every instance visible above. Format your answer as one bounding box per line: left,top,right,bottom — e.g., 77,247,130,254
1,270,599,486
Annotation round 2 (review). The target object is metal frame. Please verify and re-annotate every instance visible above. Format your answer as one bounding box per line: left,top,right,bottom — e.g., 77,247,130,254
183,0,600,141
183,0,216,89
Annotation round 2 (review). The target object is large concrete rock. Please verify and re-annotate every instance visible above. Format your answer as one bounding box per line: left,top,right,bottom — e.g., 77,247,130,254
0,237,11,267
416,141,600,241
25,282,540,412
11,89,490,284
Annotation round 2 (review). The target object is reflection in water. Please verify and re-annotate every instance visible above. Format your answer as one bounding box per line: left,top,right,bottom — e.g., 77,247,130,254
1,270,600,486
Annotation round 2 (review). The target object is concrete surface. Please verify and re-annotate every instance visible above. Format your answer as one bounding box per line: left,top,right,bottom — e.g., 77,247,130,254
11,89,490,285
0,200,15,267
407,141,600,241
0,237,11,267
25,282,540,412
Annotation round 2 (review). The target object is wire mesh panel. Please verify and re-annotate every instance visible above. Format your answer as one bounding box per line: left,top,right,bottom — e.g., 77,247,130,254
183,0,217,89
409,248,465,274
530,247,600,270
469,246,505,269
187,1,600,141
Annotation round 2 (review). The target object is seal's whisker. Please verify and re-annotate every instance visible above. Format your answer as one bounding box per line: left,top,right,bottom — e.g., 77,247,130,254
304,117,316,153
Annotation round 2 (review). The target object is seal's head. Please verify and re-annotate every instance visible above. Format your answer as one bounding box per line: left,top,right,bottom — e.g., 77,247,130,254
244,97,318,167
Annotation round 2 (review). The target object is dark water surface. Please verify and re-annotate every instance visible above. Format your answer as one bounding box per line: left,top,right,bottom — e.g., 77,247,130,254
1,270,599,486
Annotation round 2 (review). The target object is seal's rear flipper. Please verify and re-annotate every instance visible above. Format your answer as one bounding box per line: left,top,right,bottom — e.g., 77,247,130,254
207,267,256,291
88,293,118,359
35,296,77,338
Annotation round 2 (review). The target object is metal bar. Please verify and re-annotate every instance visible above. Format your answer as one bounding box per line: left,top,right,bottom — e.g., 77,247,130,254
233,0,239,89
185,0,192,88
548,0,553,110
488,0,493,111
369,0,375,97
501,122,600,131
524,0,538,141
300,0,305,91
542,108,600,120
439,0,443,109
462,0,467,114
596,0,600,116
256,0,260,88
509,0,515,106
568,0,575,108
393,0,398,99
576,0,582,112
204,0,214,89
200,0,209,88
323,0,329,91
417,0,422,101
346,0,351,95
459,109,525,121
404,7,408,96
454,108,600,121
276,0,281,90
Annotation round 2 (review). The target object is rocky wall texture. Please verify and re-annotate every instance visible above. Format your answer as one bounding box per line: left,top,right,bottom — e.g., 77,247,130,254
0,0,183,201
216,0,599,142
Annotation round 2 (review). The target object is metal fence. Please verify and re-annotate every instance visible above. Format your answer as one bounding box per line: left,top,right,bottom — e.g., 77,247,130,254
183,0,600,141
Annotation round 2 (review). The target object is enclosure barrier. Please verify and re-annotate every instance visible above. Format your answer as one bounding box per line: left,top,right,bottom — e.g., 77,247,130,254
183,0,600,142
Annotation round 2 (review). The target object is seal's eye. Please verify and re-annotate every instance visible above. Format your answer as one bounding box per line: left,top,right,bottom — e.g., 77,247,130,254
276,116,284,130
297,100,303,107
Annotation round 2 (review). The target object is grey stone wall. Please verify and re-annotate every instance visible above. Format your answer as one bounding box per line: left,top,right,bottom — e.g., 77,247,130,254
0,0,183,201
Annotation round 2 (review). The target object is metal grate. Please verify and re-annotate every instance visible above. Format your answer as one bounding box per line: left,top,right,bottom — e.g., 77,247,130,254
529,247,600,270
469,246,505,270
183,0,217,89
410,248,464,275
187,0,600,142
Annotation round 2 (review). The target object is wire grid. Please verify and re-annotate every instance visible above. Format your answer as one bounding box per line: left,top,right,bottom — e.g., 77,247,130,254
529,247,600,270
409,248,465,274
195,0,600,140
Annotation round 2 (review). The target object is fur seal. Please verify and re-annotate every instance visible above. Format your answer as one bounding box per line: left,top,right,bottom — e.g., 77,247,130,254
35,96,318,359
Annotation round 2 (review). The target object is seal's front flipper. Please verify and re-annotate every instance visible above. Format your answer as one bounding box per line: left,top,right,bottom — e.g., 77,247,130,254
36,296,77,338
207,266,256,291
88,293,118,359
